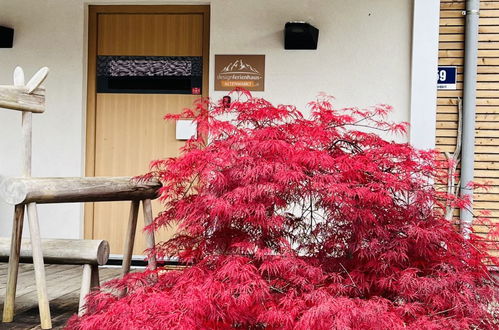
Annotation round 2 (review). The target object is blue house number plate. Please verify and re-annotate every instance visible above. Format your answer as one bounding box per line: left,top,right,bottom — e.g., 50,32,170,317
437,66,457,90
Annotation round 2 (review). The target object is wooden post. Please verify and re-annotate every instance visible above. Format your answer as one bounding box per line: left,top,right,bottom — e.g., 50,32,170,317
78,264,101,316
78,264,92,316
122,200,140,276
142,199,157,270
3,104,37,323
21,111,32,177
27,202,52,329
24,98,51,328
0,176,161,205
90,264,100,289
0,86,46,113
2,204,25,323
0,238,110,265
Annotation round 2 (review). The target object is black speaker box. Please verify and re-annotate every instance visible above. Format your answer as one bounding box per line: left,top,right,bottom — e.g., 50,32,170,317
284,22,319,50
0,26,14,48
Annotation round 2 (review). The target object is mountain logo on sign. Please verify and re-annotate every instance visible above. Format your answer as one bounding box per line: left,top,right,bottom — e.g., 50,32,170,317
220,59,261,75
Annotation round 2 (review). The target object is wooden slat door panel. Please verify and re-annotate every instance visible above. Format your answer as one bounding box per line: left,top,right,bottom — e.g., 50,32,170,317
97,14,204,56
92,94,198,253
87,6,209,255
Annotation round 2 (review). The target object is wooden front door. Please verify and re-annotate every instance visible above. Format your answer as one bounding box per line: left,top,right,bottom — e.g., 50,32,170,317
85,6,209,255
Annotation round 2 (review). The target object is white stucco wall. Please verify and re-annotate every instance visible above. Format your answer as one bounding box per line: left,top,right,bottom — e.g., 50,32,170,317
0,0,86,238
0,0,413,239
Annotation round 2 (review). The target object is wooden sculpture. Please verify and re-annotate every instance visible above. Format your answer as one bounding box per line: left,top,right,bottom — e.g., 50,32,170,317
1,66,53,328
0,67,160,329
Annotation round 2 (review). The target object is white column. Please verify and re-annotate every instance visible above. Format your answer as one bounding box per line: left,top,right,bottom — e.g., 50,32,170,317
409,0,441,150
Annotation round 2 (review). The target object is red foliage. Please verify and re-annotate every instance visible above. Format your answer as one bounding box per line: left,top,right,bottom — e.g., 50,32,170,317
68,91,499,329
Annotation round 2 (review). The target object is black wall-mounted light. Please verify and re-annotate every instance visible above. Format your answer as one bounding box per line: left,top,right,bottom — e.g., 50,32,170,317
284,22,319,50
0,26,14,48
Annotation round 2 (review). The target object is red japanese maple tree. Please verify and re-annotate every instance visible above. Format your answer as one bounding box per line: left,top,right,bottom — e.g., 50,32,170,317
68,91,498,329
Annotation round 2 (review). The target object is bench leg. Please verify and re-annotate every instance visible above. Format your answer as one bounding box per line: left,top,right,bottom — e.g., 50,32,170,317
2,204,25,323
27,202,52,329
122,200,139,277
78,264,91,316
90,264,100,288
78,264,100,316
142,199,157,270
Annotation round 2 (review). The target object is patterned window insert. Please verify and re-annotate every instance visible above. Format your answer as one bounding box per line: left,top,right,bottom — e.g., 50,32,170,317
97,56,202,94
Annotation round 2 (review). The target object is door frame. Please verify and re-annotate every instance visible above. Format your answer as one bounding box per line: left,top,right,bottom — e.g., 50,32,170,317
84,5,210,239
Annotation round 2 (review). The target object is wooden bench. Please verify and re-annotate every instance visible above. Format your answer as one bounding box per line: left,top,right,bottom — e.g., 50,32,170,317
0,176,161,327
0,238,109,316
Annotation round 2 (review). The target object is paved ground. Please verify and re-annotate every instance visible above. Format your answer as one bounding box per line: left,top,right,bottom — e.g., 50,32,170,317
0,263,132,329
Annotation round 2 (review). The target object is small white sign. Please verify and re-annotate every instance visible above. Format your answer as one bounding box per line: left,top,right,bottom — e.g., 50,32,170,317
175,120,198,140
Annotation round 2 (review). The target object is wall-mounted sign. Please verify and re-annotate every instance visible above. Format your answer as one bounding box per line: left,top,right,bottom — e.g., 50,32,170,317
437,66,457,90
215,55,265,91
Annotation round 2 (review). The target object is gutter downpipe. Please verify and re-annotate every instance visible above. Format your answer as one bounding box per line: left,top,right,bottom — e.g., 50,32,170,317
460,0,480,239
